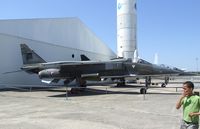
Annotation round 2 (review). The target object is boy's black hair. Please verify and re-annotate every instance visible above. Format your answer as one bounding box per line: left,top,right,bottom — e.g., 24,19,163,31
183,81,194,90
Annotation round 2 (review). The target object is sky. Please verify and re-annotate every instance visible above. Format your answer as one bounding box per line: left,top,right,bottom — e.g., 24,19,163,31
0,0,199,71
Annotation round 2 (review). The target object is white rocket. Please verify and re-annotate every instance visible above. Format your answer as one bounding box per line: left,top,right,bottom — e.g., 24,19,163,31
117,0,138,62
154,53,159,65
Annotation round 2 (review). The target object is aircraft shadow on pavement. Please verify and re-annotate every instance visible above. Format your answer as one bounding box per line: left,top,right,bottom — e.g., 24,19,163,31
0,88,31,92
0,86,182,97
47,87,181,98
48,88,140,98
110,84,148,88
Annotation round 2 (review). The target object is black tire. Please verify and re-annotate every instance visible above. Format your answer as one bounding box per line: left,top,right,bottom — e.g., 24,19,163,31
161,83,166,88
116,82,125,87
140,88,147,94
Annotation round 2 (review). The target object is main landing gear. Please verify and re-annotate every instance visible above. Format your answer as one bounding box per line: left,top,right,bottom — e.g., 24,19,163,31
161,76,169,88
140,76,151,94
64,77,87,94
116,78,126,87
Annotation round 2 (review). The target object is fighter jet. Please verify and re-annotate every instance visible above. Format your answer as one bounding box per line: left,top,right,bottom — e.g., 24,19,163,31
19,44,183,93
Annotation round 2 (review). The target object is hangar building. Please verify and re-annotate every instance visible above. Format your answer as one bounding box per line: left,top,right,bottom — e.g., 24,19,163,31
0,18,116,87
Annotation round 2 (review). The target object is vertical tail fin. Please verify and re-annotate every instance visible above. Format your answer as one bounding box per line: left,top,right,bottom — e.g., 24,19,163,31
20,44,46,64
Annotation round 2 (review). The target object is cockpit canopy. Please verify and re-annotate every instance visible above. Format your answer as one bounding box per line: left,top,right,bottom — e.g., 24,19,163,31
137,59,152,65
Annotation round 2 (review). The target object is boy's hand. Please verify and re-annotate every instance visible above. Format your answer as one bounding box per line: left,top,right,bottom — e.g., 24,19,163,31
189,112,195,117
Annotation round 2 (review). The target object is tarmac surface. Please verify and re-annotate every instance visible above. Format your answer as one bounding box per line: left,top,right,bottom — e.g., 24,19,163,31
0,83,199,129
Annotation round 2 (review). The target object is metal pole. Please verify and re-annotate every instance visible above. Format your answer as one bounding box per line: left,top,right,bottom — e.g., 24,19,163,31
143,91,145,100
66,86,68,100
29,87,32,92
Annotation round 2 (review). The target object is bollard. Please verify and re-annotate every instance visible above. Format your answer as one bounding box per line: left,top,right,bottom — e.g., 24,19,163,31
30,87,32,92
143,92,145,100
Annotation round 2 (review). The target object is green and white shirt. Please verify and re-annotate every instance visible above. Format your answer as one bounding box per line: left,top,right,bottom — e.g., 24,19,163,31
182,95,200,124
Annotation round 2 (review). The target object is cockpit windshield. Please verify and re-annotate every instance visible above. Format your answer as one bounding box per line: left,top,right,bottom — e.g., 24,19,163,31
137,59,151,65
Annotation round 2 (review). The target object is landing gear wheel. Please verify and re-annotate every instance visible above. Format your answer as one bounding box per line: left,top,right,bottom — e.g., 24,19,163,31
117,82,125,87
116,78,125,87
140,88,147,94
161,83,166,88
